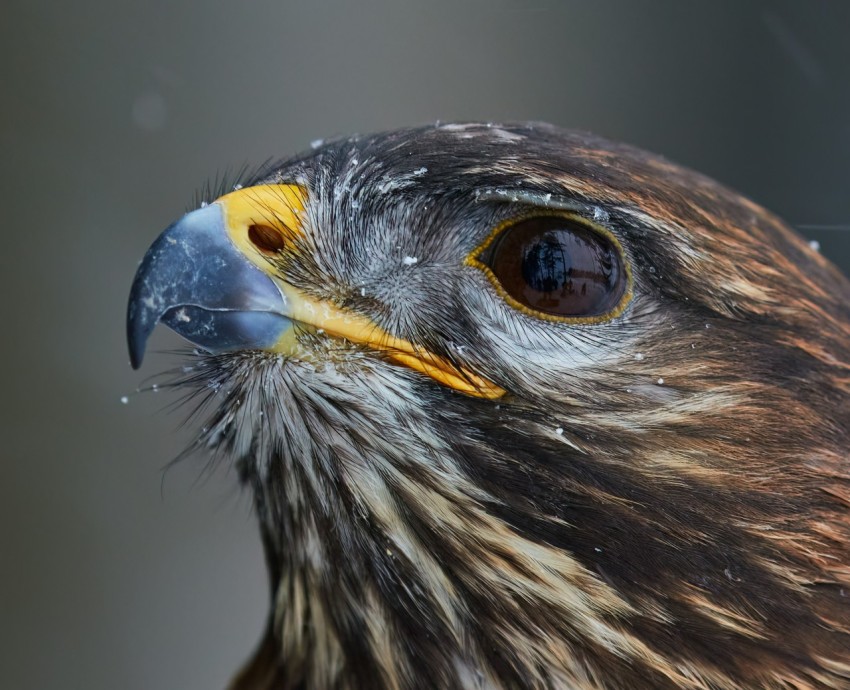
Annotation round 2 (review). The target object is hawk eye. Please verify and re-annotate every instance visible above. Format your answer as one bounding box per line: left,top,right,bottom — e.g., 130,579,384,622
475,215,629,320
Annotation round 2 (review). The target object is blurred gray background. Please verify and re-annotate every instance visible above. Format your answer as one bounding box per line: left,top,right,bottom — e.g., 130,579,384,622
2,1,849,688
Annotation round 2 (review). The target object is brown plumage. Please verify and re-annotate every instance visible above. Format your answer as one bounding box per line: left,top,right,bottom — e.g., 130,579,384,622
128,123,850,689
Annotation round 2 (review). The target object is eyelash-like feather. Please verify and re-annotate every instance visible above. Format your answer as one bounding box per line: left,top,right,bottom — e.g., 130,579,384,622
189,159,281,211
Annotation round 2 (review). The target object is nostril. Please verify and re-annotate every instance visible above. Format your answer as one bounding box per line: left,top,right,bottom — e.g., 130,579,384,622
248,224,286,254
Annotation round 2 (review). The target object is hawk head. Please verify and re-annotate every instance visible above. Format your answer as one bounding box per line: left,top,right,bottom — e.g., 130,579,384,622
128,123,850,689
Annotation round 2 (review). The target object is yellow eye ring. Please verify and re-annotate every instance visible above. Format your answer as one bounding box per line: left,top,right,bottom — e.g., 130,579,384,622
465,211,633,324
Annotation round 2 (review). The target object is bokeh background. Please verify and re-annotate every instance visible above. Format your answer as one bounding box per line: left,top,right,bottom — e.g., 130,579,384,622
3,1,849,688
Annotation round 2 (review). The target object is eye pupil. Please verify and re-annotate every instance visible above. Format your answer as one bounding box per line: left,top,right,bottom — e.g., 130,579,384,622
522,234,568,294
248,223,286,253
478,216,627,319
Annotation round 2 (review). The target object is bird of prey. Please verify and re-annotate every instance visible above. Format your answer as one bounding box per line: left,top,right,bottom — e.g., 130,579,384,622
127,123,850,690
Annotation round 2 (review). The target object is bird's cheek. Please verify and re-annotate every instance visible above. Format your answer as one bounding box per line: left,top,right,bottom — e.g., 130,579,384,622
262,281,504,399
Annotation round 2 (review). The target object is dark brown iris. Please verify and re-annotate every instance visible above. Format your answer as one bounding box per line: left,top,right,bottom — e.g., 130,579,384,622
479,216,626,318
248,223,286,254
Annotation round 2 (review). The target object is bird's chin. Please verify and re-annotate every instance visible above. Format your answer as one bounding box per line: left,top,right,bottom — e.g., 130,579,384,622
161,339,437,462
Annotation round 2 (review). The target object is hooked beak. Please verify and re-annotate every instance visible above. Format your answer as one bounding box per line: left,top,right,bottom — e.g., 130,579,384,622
127,202,292,369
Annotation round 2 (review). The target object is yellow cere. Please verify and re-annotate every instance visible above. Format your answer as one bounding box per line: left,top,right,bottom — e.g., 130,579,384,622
217,183,309,260
216,184,505,400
